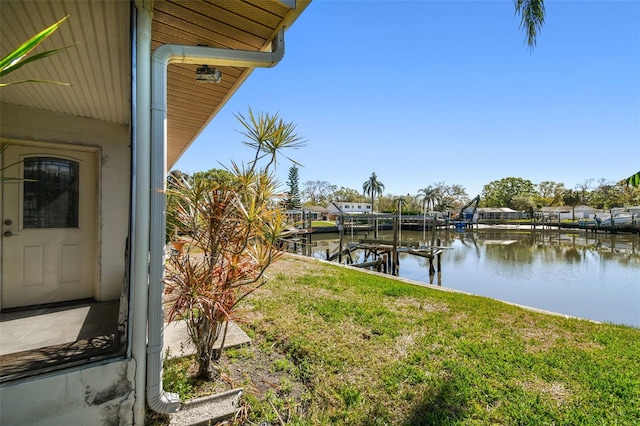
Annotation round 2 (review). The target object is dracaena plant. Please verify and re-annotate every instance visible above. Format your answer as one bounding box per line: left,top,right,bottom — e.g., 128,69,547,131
164,109,305,379
0,15,72,87
1,16,72,181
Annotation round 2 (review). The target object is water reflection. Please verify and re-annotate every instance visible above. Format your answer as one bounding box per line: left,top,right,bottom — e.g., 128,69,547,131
303,229,639,328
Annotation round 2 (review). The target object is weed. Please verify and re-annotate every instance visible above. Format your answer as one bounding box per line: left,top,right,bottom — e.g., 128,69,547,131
226,346,254,361
272,357,294,373
339,385,360,409
163,355,195,399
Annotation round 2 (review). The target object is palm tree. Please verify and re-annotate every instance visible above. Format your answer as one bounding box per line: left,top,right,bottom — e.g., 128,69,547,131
515,0,546,49
393,196,407,214
418,186,438,239
362,172,385,213
417,186,438,213
393,195,408,241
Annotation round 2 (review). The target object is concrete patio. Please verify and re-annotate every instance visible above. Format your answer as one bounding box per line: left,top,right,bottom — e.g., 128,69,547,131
0,300,250,382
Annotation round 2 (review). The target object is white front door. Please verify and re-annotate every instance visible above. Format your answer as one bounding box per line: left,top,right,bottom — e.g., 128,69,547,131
1,143,98,309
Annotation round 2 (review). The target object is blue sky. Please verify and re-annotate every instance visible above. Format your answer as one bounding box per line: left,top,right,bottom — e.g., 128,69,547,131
174,0,640,199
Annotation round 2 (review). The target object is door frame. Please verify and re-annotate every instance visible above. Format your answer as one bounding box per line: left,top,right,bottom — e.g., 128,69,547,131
0,139,101,310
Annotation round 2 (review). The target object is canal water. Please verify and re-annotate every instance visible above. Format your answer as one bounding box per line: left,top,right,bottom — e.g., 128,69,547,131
303,228,640,328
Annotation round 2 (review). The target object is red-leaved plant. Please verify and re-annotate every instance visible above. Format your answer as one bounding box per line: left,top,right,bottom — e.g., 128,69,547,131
164,109,304,378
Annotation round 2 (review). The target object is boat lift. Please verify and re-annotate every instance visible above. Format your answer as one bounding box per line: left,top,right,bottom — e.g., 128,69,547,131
453,195,480,229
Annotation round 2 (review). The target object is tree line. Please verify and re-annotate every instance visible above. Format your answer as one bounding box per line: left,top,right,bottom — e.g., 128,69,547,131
170,166,640,216
293,172,640,214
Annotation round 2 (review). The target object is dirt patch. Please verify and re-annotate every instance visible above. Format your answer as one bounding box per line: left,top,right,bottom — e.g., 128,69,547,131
519,378,572,405
266,255,327,278
495,314,604,354
219,332,311,424
220,340,308,401
394,296,449,313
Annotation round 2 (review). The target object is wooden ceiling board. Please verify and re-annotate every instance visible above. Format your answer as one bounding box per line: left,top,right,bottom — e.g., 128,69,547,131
167,124,200,136
169,127,212,142
59,0,129,124
168,115,212,130
154,2,267,48
167,81,230,103
167,84,230,108
167,91,226,110
0,1,131,126
175,0,275,39
212,0,284,29
170,95,226,114
168,111,209,126
151,17,262,51
242,0,291,18
168,107,220,127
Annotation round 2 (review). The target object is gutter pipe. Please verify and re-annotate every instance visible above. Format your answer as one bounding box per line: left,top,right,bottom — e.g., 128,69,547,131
147,30,285,413
132,3,152,424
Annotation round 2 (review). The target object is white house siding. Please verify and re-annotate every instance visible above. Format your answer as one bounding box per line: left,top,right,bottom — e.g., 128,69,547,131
477,208,521,220
573,206,598,219
327,202,372,215
0,359,135,426
0,104,130,302
539,206,598,221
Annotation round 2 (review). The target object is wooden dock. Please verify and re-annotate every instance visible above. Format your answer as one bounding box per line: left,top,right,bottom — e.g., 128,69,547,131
323,236,448,277
535,222,639,234
279,227,315,256
326,216,449,275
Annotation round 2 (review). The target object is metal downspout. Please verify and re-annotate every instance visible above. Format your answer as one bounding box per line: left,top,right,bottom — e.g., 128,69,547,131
148,29,285,414
132,3,152,425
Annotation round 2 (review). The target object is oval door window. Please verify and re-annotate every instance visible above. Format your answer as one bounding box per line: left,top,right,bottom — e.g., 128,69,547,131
23,157,79,228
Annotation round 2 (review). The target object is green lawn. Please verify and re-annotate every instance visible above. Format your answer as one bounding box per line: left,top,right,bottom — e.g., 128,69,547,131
311,220,336,227
246,256,639,425
162,255,640,425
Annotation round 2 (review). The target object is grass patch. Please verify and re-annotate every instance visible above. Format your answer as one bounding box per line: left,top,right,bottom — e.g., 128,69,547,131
154,255,640,425
243,255,640,425
311,220,336,227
